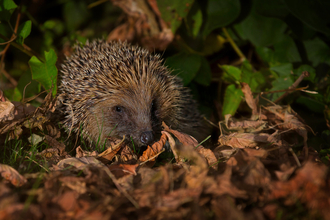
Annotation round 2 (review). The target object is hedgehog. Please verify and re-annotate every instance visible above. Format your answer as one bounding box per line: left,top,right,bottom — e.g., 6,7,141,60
59,40,206,148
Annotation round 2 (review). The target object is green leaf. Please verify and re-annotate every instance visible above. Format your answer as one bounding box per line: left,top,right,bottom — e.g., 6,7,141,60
203,0,240,36
165,53,201,85
194,57,212,86
256,47,276,63
221,65,241,84
63,1,89,31
241,60,265,92
255,0,289,18
283,0,330,35
273,35,301,63
293,65,316,83
16,20,32,45
29,49,58,96
270,63,293,77
304,38,330,66
234,9,287,47
0,0,17,21
222,84,243,116
185,2,203,37
269,63,294,101
157,0,194,34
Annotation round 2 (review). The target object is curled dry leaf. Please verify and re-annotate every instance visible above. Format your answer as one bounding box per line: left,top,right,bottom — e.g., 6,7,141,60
139,132,167,165
206,165,247,199
107,164,139,178
218,132,278,149
120,145,137,162
45,135,66,156
108,0,173,51
268,161,330,215
76,146,98,158
59,176,87,194
225,114,266,132
241,82,259,118
0,100,15,123
163,122,217,168
57,157,106,170
0,164,27,187
98,136,126,161
195,146,218,170
163,122,199,147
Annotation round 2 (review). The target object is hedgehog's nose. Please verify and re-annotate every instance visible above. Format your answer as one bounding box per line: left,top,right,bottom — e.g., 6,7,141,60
140,131,154,145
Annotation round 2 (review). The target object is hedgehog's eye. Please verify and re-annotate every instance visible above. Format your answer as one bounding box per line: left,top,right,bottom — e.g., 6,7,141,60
115,106,123,113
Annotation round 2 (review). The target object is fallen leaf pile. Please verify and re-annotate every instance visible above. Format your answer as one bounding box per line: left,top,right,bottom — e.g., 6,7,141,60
0,83,329,220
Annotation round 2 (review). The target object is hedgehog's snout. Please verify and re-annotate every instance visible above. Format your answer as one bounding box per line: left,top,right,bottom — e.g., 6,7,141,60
140,131,154,145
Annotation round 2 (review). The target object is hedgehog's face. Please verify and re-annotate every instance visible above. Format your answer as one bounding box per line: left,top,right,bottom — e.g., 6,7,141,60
87,93,163,147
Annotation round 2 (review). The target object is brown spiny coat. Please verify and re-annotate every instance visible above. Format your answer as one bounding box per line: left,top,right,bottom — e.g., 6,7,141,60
59,40,205,147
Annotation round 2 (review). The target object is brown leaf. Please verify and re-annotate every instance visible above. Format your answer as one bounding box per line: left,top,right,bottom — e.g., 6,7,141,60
108,0,173,51
163,122,199,147
139,132,167,165
45,135,66,156
76,146,98,158
225,114,266,132
195,146,218,170
120,144,137,162
0,164,27,187
59,176,87,194
108,164,139,178
218,132,274,149
98,136,126,161
241,82,259,118
0,100,15,123
57,157,105,170
206,165,247,198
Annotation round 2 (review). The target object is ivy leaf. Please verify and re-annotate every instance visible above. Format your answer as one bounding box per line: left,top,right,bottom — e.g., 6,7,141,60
194,57,212,86
186,2,203,37
165,53,201,85
234,9,287,47
16,20,32,45
283,0,330,35
221,65,241,84
0,0,17,21
157,0,194,34
203,0,240,36
29,49,58,96
222,84,243,116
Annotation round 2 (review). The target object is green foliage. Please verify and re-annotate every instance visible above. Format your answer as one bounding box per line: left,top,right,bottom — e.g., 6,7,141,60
166,53,201,85
16,20,32,45
29,50,58,96
222,84,243,116
0,0,17,21
156,0,194,33
203,0,240,36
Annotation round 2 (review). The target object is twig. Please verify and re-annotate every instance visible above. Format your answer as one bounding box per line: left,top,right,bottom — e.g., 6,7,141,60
0,12,21,74
87,0,108,8
0,33,45,62
288,147,301,167
222,27,246,61
260,86,309,95
104,168,140,208
274,71,310,103
0,68,17,87
0,36,17,45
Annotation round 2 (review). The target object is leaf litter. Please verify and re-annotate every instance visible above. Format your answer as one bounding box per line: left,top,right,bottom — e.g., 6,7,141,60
0,83,329,220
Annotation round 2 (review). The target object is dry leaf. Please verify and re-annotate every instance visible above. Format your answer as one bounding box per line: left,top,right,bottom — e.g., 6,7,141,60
0,164,27,187
139,132,167,165
108,164,139,178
